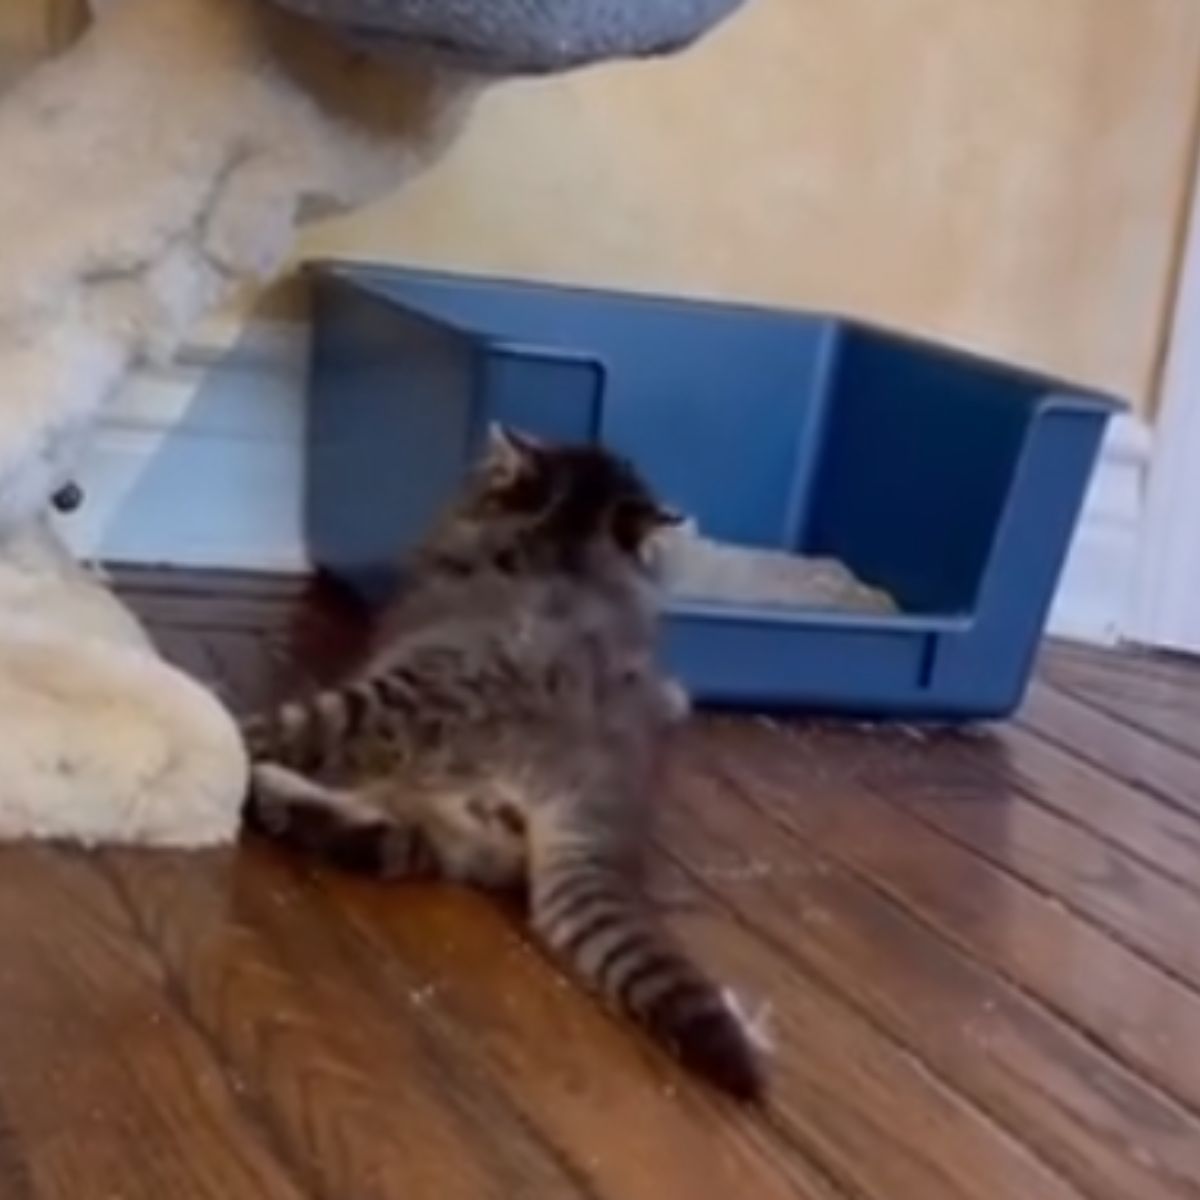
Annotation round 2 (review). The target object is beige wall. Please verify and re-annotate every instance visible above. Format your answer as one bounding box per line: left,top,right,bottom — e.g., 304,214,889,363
5,0,1198,414
299,0,1200,416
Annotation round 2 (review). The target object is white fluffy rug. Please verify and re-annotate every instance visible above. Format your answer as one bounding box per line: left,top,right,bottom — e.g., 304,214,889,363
0,0,482,846
0,521,245,845
0,0,481,530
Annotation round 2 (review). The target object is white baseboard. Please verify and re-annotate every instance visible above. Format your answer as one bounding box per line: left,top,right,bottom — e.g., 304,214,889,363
55,321,312,572
56,326,1151,649
1046,412,1149,646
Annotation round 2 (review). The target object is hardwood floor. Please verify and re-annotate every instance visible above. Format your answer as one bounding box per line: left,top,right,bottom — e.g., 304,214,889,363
1,569,1198,1200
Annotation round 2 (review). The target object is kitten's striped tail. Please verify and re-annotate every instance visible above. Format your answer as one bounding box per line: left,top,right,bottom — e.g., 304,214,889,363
530,826,767,1101
242,674,405,769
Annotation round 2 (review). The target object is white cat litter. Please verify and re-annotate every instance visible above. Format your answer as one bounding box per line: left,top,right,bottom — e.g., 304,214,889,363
648,518,897,615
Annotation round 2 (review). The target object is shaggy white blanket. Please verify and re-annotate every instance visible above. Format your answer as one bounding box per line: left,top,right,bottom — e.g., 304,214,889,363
0,521,245,845
0,0,482,845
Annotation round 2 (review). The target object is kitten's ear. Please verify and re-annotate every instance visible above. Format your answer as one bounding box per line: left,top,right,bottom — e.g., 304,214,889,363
485,423,540,478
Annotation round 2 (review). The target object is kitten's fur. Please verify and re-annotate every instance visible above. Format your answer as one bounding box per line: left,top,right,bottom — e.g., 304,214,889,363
243,427,765,1100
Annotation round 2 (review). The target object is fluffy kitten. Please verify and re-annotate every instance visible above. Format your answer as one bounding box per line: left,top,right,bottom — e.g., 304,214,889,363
243,427,766,1100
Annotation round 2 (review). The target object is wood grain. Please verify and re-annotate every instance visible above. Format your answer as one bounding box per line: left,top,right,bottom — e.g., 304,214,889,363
0,847,303,1200
989,722,1200,897
1039,645,1200,759
0,570,1189,1199
851,728,1200,992
1019,681,1200,821
702,719,1200,1119
664,734,1200,1200
1043,640,1200,698
306,865,829,1200
100,846,593,1200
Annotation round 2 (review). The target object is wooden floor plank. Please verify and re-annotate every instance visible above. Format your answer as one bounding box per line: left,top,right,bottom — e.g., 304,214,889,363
849,728,1200,994
1044,641,1200,708
101,846,590,1200
45,569,1194,1200
301,862,832,1200
199,604,1171,1200
307,847,1083,1200
151,627,227,694
201,629,290,716
703,719,1200,1118
111,567,308,602
989,723,1200,897
121,591,294,636
0,847,305,1200
1039,646,1200,717
662,732,1200,1200
670,906,1086,1200
1018,682,1200,821
1038,653,1200,762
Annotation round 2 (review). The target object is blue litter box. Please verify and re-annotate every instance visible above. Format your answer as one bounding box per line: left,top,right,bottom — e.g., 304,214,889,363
302,262,1120,720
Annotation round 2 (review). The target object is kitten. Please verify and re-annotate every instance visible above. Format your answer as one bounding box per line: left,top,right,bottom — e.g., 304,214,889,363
242,426,767,1100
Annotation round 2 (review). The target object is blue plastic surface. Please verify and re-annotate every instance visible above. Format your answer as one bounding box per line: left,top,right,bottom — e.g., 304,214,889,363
303,261,1121,719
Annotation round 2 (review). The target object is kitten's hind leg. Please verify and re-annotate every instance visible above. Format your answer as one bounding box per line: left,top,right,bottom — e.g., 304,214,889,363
245,763,436,879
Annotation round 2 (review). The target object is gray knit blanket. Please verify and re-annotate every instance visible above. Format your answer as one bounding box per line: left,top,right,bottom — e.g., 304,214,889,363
270,0,747,73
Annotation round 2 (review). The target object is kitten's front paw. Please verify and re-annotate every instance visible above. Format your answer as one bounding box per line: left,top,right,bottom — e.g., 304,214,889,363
660,678,692,724
243,763,297,835
243,790,288,838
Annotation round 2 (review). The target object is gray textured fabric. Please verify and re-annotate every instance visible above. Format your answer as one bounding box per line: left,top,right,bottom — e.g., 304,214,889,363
269,0,746,74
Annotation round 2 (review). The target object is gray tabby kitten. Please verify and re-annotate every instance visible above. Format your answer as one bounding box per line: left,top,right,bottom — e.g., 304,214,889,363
243,427,767,1100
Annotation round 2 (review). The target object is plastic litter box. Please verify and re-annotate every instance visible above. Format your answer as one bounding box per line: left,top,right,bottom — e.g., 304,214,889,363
303,261,1121,720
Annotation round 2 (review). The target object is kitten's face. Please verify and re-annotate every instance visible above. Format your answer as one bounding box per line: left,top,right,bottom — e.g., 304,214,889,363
459,426,679,557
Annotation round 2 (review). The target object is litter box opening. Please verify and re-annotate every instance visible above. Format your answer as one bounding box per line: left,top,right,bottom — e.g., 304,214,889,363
790,325,1058,619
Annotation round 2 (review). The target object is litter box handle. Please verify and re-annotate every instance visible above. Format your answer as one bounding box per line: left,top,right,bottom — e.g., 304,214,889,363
486,341,610,443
